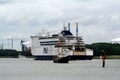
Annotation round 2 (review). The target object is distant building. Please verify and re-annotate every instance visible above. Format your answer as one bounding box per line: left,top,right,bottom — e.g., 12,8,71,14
111,38,120,44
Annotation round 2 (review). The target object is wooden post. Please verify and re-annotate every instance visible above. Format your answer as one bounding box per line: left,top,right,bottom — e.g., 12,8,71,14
102,50,106,68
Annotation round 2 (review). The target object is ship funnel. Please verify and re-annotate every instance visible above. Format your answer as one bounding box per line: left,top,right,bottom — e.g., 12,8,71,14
76,22,78,37
68,23,70,31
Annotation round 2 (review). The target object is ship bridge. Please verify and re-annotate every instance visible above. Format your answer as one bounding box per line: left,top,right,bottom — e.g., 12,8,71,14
60,30,73,36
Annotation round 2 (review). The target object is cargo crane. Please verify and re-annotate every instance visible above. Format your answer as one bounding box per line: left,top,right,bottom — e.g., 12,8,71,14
0,43,8,49
7,38,26,50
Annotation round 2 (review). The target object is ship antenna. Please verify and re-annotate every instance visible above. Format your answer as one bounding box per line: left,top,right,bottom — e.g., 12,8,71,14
63,21,65,27
63,21,67,30
76,22,78,37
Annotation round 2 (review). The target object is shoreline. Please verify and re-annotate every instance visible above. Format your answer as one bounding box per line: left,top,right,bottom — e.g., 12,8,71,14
94,55,120,59
0,55,120,59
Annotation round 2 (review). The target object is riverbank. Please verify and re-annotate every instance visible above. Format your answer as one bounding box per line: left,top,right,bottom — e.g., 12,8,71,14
0,55,120,59
94,55,120,59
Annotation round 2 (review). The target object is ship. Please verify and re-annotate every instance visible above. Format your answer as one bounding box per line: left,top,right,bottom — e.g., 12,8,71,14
53,43,69,63
31,23,93,60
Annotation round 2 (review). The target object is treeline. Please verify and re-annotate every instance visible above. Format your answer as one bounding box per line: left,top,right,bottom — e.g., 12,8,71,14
86,43,120,56
0,49,19,58
0,49,32,58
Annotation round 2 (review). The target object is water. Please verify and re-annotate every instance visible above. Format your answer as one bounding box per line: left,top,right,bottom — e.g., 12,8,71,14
0,58,120,80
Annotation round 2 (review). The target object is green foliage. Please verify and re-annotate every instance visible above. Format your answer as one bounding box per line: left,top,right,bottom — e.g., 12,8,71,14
0,49,32,58
0,49,19,58
86,43,120,56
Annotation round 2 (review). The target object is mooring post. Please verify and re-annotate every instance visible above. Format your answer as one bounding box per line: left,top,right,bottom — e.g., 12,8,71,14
102,50,106,68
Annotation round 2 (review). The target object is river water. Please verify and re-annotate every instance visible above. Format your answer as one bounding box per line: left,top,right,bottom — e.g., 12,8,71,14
0,58,120,80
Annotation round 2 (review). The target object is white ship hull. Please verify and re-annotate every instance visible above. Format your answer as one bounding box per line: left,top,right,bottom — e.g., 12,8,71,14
31,36,93,60
31,23,93,60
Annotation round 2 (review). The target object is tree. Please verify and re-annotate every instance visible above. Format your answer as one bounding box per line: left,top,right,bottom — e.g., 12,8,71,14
86,43,120,56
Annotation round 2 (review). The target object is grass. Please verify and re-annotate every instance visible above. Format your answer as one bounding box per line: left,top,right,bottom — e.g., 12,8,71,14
0,56,33,58
107,55,120,59
0,56,18,58
94,55,120,59
1,55,120,59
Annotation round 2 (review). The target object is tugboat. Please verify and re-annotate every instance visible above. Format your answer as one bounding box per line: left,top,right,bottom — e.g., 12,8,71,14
53,53,69,63
53,56,69,63
53,42,69,63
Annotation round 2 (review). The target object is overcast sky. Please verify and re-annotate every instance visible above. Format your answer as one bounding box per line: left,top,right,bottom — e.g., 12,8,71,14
0,0,120,50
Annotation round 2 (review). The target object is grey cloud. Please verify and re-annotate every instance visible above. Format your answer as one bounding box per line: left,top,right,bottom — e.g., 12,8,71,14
0,0,120,50
0,0,11,4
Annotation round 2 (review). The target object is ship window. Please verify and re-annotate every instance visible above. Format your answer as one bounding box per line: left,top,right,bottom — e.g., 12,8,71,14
43,47,48,53
82,48,85,50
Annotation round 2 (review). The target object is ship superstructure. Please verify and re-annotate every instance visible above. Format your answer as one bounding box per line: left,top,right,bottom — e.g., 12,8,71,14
31,23,93,60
